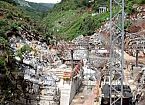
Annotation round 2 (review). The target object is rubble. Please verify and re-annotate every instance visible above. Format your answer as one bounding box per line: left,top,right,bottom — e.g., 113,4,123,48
130,4,145,20
8,28,61,105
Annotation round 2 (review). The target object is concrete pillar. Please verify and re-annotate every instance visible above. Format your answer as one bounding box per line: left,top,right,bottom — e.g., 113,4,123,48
98,7,107,13
99,8,100,14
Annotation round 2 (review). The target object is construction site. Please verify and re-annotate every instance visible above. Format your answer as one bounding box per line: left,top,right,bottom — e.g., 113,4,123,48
1,0,145,105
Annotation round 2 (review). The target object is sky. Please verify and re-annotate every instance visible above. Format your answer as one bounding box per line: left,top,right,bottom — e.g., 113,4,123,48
25,0,61,3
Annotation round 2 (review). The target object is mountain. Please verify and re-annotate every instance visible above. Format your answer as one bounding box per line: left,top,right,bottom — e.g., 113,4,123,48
27,2,54,11
13,0,31,7
13,0,54,11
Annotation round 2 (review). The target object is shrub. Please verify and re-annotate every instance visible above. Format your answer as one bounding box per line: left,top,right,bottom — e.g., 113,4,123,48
20,44,32,53
0,36,8,45
0,20,7,27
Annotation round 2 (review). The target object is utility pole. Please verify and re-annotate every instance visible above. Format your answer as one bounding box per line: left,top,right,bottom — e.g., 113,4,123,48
71,50,74,71
87,38,91,90
136,49,139,67
109,0,125,105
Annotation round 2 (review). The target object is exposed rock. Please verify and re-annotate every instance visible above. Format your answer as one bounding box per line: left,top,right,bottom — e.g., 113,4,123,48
128,25,141,33
8,27,61,104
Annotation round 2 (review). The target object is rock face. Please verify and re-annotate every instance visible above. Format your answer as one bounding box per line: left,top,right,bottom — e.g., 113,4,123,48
124,5,145,57
8,27,61,105
130,4,145,20
128,25,142,33
125,20,145,57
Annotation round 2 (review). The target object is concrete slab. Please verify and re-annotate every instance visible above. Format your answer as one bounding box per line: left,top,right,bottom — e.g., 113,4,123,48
59,79,72,105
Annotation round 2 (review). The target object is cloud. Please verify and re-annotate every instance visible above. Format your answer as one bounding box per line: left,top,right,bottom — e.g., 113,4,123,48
25,0,61,3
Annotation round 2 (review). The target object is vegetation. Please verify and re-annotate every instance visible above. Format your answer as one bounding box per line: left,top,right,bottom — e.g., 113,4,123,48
27,2,54,12
126,0,145,14
16,44,32,59
43,0,111,40
10,0,54,21
0,34,23,105
0,0,17,5
0,0,145,104
0,1,48,104
43,0,145,40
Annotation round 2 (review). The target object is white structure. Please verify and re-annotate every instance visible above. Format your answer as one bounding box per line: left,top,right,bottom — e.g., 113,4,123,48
99,7,107,14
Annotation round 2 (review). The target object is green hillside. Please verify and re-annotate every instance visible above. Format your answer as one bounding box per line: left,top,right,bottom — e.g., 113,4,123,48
11,0,54,20
13,0,54,11
27,2,54,11
43,0,145,40
0,1,46,36
43,0,110,40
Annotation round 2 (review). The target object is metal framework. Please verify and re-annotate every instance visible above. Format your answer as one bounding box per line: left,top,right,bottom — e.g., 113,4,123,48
109,0,125,105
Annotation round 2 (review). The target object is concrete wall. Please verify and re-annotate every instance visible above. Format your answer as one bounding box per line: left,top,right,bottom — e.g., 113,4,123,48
59,77,82,105
59,68,83,105
69,77,82,104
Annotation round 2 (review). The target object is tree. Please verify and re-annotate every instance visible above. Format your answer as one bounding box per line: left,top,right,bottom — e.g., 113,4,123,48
126,0,134,14
80,16,95,36
0,0,17,5
136,0,145,4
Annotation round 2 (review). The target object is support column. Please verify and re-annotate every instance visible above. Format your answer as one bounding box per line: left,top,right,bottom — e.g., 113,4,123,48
136,50,139,67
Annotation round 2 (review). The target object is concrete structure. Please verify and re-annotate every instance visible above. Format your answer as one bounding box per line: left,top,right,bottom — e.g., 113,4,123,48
99,7,107,14
59,75,83,105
